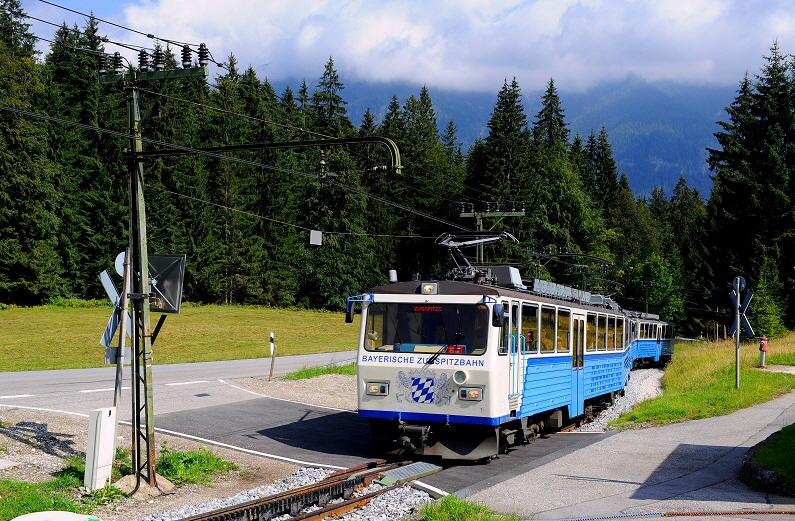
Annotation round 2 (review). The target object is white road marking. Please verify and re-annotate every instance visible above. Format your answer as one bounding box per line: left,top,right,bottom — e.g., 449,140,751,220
152,426,347,470
412,480,449,497
0,404,442,488
79,387,130,393
0,404,88,417
0,395,35,399
217,379,356,413
164,380,210,386
0,404,344,468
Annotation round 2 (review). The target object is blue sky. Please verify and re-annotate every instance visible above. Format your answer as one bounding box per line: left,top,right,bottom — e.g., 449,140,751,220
21,0,795,94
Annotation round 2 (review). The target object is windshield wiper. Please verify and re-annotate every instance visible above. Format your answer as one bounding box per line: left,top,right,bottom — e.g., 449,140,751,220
427,332,463,364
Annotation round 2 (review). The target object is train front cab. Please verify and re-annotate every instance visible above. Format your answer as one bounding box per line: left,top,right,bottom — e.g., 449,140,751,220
356,292,507,460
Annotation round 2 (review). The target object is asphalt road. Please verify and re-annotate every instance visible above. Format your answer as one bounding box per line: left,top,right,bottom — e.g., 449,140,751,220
0,353,607,493
1,353,357,417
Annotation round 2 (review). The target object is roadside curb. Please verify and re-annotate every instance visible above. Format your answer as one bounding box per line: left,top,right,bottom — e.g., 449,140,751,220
739,429,794,497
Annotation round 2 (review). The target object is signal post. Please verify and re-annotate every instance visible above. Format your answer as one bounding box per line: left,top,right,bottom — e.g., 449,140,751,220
99,46,209,490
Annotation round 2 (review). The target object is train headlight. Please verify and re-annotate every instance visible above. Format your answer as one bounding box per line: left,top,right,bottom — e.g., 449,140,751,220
420,283,438,294
458,387,483,401
453,370,468,384
366,382,389,396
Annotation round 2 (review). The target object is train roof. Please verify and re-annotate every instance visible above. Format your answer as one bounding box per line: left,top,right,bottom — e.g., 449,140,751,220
364,279,671,323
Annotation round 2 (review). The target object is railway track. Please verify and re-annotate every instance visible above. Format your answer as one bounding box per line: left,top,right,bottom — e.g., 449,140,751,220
175,460,440,521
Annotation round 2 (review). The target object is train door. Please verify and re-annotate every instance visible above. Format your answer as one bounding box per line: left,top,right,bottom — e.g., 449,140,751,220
509,301,521,398
571,312,585,417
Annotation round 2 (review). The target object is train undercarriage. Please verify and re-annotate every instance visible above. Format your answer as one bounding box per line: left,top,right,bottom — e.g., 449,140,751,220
369,391,621,461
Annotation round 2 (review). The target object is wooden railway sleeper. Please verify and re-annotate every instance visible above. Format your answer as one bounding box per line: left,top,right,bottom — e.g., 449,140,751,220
289,484,402,521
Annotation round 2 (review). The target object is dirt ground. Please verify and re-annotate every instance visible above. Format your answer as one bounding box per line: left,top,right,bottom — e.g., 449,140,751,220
0,374,357,521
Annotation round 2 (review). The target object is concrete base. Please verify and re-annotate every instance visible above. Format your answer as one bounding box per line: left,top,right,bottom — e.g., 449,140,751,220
114,473,176,499
0,459,20,470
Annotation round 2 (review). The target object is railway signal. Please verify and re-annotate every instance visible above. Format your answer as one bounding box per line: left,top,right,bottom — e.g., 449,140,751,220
728,275,754,389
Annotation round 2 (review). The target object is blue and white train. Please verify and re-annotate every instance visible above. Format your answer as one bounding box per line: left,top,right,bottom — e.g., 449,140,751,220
345,233,675,460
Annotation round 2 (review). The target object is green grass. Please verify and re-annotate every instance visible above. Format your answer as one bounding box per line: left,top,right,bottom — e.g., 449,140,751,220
768,352,795,365
0,478,89,521
422,495,522,521
281,362,356,380
0,435,237,519
155,442,238,486
612,334,795,427
0,303,360,371
749,423,795,493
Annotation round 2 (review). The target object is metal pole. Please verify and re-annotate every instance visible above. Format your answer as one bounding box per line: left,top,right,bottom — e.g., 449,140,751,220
269,332,276,382
476,215,483,264
128,78,157,488
734,277,741,390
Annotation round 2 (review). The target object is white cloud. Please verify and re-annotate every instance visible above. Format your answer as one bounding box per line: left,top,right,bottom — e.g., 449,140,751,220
24,0,795,93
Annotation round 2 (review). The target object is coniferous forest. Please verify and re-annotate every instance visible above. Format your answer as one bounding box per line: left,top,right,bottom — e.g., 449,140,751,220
1,3,794,338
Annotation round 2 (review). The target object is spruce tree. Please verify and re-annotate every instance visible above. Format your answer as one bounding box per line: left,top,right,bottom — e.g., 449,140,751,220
43,18,114,298
707,43,795,324
532,78,569,157
478,78,530,197
0,4,62,304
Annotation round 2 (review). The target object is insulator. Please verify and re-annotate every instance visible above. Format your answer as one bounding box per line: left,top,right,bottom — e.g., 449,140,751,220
112,52,123,73
181,45,192,68
97,53,107,75
319,150,327,179
153,46,165,71
138,49,149,71
198,43,209,66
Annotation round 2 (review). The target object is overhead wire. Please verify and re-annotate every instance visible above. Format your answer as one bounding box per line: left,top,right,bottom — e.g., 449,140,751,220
0,103,470,233
22,12,523,240
144,184,438,240
7,18,470,233
30,3,228,68
23,6,603,275
31,1,532,211
138,84,501,210
38,0,190,45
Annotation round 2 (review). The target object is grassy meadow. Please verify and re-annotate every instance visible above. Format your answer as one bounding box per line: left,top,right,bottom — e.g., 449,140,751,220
613,334,795,427
0,303,360,372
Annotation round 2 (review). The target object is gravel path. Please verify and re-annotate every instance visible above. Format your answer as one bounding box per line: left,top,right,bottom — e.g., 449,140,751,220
1,370,663,521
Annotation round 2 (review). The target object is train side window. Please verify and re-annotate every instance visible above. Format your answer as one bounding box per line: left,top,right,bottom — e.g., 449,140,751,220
617,318,625,350
365,311,386,350
522,302,539,353
606,316,615,350
586,313,597,351
499,302,511,355
540,306,555,353
557,308,570,352
597,315,607,351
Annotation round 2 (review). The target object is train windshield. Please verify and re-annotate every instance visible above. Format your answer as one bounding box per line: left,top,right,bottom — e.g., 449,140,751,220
363,302,489,355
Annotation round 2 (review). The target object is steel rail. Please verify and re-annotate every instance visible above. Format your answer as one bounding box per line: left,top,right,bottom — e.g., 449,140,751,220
289,484,402,521
174,461,409,521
